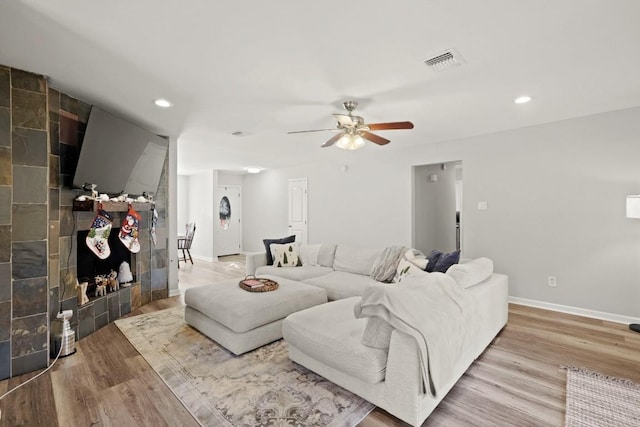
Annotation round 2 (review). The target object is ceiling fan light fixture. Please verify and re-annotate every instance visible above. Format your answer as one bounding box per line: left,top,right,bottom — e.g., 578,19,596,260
336,134,366,150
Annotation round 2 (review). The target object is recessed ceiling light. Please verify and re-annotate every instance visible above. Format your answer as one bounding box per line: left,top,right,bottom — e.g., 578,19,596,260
245,167,262,174
154,99,173,108
514,95,532,104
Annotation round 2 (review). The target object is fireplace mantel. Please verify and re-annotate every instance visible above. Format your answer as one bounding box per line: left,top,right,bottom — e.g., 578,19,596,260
73,199,154,212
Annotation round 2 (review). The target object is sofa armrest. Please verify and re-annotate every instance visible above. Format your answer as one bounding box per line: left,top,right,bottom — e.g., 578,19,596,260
246,252,268,275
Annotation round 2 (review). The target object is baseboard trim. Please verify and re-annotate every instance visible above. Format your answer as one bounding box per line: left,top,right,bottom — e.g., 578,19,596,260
168,289,181,297
509,296,640,325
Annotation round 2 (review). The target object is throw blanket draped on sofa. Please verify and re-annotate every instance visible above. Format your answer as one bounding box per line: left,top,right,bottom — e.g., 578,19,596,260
353,273,478,398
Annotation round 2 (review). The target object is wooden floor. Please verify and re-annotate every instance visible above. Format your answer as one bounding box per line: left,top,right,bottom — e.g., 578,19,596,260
1,256,639,426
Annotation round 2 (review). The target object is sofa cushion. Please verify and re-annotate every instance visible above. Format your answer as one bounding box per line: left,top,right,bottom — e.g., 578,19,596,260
333,246,382,275
283,297,388,384
299,244,322,266
317,243,337,267
303,271,378,300
446,257,494,288
255,265,334,282
263,235,296,265
361,317,394,349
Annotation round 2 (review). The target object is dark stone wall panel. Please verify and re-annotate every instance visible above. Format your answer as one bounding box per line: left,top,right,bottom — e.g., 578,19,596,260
49,188,60,220
0,186,10,224
78,304,94,340
48,255,59,289
0,226,10,263
10,69,46,94
0,68,9,108
49,286,58,321
11,89,46,130
49,221,59,256
107,293,120,322
0,147,11,185
0,263,10,302
0,301,10,341
12,277,47,318
12,241,47,279
11,128,47,166
49,155,60,188
11,313,47,357
0,340,9,380
13,166,47,203
0,108,9,147
12,204,47,241
12,350,47,377
49,121,59,155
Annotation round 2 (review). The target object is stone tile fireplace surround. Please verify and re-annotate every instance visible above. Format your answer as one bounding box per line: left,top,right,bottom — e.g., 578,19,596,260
0,65,169,380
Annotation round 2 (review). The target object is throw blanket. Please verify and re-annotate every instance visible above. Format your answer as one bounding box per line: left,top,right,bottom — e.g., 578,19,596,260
370,245,406,282
354,273,477,397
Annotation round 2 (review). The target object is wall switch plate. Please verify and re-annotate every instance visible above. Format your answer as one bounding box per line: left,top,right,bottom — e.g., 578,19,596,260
548,276,557,287
478,201,488,210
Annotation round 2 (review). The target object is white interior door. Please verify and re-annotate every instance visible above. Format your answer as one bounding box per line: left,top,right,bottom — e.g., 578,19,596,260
288,178,308,244
216,185,241,256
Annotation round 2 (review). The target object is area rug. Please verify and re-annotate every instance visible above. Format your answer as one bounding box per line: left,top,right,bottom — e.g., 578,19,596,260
564,366,640,426
115,307,374,427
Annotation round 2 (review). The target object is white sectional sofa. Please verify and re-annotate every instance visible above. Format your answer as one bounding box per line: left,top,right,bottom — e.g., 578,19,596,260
246,244,383,300
246,244,509,426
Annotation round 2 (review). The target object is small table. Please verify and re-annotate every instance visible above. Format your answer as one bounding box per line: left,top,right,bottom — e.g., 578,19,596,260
184,275,328,355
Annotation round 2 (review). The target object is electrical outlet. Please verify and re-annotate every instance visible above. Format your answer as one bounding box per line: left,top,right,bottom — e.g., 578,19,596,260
477,201,488,210
548,276,557,287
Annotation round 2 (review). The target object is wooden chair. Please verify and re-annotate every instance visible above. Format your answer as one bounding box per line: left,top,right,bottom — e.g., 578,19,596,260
178,223,196,268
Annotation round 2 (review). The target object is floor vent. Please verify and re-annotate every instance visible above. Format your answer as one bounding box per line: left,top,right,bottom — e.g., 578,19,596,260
424,49,464,71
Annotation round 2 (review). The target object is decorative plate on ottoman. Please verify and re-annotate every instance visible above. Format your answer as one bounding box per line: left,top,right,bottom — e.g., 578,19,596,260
239,275,279,292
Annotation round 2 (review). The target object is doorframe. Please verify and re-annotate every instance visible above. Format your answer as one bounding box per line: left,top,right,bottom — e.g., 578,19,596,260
215,184,242,257
288,177,308,244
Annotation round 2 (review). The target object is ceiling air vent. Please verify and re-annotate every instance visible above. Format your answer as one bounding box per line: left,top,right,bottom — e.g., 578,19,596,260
424,49,464,71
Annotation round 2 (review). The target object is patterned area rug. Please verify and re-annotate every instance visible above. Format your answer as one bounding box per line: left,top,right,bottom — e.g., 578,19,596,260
564,366,640,427
115,306,374,427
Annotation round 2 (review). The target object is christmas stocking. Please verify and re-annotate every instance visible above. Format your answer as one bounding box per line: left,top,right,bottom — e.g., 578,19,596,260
119,204,141,253
86,209,113,259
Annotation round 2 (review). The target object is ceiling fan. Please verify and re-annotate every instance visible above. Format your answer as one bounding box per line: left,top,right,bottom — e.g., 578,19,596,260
287,101,414,150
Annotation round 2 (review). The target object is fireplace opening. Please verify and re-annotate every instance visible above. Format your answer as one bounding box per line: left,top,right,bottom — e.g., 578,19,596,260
77,227,134,292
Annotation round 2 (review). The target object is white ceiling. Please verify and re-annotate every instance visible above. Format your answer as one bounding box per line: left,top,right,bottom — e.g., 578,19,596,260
1,1,639,175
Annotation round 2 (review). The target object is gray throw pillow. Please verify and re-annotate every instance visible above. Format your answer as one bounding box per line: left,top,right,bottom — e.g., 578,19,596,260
263,235,296,265
433,250,460,273
425,250,443,273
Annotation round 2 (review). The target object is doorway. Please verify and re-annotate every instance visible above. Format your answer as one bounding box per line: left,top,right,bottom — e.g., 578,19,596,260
216,185,241,256
288,178,308,244
412,161,462,254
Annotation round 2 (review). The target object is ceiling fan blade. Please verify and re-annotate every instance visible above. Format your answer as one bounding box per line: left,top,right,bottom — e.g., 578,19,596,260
321,132,344,148
333,113,356,127
367,121,414,131
287,128,338,134
361,131,390,146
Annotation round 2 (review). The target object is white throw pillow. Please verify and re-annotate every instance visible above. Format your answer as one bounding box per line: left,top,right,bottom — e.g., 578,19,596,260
270,242,302,268
394,248,428,282
446,257,493,288
298,244,321,266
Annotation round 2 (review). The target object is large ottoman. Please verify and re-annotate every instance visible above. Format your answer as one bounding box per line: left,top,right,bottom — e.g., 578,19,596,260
184,275,328,355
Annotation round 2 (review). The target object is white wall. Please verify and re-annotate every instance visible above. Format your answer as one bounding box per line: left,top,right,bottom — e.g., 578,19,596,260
242,106,640,319
176,174,189,234
187,170,215,260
